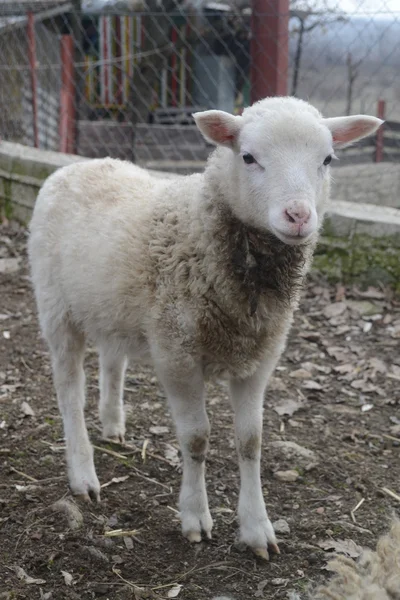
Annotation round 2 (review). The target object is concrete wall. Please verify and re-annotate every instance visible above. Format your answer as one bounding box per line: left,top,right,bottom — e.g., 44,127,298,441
0,141,88,223
0,140,399,288
331,162,400,209
1,140,399,223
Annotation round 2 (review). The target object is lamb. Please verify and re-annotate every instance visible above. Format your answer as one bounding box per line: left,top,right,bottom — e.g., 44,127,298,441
311,518,400,600
214,518,400,599
27,96,382,559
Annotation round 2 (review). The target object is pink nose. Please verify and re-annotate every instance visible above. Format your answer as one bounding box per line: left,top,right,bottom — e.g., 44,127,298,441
284,208,311,226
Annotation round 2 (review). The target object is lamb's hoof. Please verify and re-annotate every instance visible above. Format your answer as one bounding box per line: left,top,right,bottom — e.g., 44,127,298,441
101,422,125,443
75,489,101,503
69,462,101,504
252,543,280,561
253,547,270,561
186,530,203,543
181,504,213,544
103,433,125,444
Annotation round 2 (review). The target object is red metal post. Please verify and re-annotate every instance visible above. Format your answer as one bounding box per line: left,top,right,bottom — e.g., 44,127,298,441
59,35,76,154
171,27,178,107
250,0,289,103
27,12,39,148
375,98,385,163
115,16,123,106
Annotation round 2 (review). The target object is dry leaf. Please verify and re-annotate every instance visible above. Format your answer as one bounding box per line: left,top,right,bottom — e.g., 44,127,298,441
268,376,287,391
317,538,363,558
369,358,387,374
302,380,322,390
301,362,331,374
163,443,180,467
14,566,46,585
326,346,349,362
334,363,355,374
101,475,129,489
149,426,169,435
167,584,183,598
61,571,74,586
273,398,304,417
354,286,385,300
290,368,312,379
21,401,35,417
298,330,321,341
351,380,377,393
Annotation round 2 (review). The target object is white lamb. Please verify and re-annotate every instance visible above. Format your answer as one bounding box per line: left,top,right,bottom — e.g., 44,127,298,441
28,97,382,559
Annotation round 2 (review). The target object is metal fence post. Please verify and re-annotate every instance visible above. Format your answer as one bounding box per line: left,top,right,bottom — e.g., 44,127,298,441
250,0,289,103
375,98,385,163
27,11,39,148
59,35,76,154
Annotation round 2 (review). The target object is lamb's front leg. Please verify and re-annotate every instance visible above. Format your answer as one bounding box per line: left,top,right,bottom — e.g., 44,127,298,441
155,361,212,542
230,358,280,560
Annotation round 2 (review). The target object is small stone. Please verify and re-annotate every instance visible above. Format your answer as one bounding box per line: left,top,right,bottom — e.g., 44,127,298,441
270,440,317,462
273,519,290,535
123,536,134,550
0,257,20,274
347,300,380,317
273,470,299,482
51,499,83,531
316,507,325,514
323,302,347,319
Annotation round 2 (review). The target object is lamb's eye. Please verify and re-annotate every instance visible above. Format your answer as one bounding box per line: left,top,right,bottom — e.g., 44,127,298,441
243,153,256,164
323,155,332,166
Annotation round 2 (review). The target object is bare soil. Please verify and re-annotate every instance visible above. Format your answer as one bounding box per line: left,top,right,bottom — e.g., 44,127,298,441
1,222,400,600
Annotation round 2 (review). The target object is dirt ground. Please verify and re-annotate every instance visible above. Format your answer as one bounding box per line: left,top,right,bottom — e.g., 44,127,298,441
1,221,400,600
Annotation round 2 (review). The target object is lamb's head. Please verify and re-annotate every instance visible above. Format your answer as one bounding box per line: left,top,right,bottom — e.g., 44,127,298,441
193,97,383,246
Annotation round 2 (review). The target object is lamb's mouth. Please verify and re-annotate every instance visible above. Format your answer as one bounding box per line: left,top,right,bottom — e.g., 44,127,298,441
271,228,314,246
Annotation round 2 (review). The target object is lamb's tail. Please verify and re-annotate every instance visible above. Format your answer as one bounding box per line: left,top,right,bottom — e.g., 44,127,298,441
212,519,400,600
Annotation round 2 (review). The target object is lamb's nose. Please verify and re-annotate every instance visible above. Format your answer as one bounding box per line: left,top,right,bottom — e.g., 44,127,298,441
284,208,311,226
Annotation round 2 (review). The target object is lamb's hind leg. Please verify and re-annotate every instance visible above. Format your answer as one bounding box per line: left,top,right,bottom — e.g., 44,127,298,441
99,345,127,441
49,321,100,501
153,354,212,542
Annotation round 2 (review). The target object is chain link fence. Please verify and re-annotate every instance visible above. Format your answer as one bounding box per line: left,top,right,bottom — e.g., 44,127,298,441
0,0,399,173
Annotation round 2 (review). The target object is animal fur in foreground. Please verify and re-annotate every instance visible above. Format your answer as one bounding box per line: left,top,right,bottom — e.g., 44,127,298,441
311,518,400,600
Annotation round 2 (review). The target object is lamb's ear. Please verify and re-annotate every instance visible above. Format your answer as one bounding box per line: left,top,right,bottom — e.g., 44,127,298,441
193,110,242,148
323,115,384,149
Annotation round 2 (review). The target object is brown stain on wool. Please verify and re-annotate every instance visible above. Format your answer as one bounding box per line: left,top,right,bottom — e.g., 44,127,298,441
239,433,261,461
189,435,208,463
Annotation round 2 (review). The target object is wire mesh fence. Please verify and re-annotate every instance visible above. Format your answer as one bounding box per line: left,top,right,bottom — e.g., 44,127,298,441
0,0,399,173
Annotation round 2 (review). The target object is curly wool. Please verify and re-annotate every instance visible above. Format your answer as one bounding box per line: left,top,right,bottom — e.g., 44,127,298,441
214,520,400,600
312,519,400,600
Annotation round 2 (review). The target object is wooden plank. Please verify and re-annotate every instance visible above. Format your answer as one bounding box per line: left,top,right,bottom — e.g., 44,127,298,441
335,152,374,166
380,138,400,149
385,121,400,133
340,138,375,151
382,152,400,162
